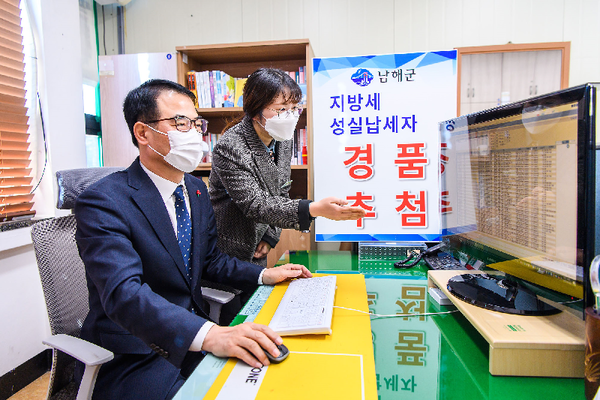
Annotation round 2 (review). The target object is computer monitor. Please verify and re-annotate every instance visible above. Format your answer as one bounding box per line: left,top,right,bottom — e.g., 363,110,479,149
439,83,596,316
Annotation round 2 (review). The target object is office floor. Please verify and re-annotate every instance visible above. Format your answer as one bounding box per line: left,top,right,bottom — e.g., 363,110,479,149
8,372,49,400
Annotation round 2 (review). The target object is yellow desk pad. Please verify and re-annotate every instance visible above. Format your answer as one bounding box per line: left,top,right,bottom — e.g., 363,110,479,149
204,273,377,400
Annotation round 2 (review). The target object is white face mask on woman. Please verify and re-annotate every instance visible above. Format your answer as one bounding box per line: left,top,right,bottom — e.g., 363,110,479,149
146,125,208,173
259,113,300,142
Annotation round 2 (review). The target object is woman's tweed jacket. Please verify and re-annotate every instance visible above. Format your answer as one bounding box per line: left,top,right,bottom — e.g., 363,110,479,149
209,117,302,267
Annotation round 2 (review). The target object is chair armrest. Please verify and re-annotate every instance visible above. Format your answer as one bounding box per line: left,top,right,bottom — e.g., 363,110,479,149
201,287,235,304
43,334,113,366
200,279,242,295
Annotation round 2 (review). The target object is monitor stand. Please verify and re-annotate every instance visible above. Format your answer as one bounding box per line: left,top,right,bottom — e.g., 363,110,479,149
428,270,584,378
446,273,560,316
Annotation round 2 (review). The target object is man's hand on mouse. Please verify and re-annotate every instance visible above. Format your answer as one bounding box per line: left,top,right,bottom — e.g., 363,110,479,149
202,322,282,368
201,265,308,367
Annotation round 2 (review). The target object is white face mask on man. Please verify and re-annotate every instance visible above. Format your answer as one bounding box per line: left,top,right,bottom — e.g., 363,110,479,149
145,125,208,173
258,113,300,142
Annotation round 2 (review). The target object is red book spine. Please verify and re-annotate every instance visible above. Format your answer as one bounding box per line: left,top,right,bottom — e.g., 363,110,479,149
301,145,308,165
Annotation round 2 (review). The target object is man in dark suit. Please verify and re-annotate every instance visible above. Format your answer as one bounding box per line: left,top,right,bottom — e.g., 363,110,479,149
75,79,311,400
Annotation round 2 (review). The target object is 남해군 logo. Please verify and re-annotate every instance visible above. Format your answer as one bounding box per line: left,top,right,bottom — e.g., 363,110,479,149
351,68,373,87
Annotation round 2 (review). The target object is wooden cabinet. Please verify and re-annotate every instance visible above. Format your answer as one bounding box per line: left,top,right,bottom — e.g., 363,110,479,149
176,40,315,266
458,42,569,116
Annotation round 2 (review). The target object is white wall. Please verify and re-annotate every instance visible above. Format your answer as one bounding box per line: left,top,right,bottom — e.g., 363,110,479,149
0,0,87,376
97,0,600,86
0,233,50,377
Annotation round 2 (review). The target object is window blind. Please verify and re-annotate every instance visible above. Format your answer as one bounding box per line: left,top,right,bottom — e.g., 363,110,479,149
0,0,34,221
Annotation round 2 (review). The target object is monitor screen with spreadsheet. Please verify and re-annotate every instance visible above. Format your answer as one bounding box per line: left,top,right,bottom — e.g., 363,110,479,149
439,84,596,312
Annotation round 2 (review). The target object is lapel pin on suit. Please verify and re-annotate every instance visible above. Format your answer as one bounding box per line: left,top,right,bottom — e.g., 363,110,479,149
196,190,201,197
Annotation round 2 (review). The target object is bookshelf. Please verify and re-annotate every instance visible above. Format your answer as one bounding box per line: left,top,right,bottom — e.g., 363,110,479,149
176,39,315,265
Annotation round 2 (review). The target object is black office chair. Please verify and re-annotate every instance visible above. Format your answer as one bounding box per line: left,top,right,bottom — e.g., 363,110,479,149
32,214,113,400
31,168,120,400
31,167,235,400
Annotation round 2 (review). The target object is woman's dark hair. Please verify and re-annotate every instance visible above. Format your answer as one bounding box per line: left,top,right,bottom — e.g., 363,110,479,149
123,79,196,147
224,68,302,131
243,68,302,118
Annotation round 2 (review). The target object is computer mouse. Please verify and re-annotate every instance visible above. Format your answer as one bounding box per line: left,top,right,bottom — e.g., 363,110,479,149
263,343,289,363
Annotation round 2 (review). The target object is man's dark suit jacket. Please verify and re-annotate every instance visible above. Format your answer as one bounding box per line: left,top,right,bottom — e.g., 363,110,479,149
74,158,263,400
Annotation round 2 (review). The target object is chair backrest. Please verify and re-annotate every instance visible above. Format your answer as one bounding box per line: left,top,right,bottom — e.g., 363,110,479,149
32,167,122,335
32,167,122,334
56,167,122,210
31,167,121,399
31,215,90,399
31,214,87,337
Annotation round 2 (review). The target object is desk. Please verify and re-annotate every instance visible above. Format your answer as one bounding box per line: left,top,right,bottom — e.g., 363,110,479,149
177,251,584,400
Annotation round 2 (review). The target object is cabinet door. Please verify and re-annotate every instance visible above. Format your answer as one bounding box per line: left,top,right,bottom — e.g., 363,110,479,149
460,55,471,115
533,50,562,97
501,50,562,104
463,53,503,114
461,49,564,115
502,51,536,103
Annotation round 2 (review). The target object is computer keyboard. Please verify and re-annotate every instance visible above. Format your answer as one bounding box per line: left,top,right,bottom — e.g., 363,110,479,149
424,253,465,270
268,275,337,336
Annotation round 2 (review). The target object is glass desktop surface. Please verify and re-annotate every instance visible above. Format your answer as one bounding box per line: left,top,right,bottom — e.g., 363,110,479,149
285,252,583,400
178,251,584,400
364,274,584,400
281,250,358,273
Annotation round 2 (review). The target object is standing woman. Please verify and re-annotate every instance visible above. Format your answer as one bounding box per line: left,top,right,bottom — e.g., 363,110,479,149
209,68,364,267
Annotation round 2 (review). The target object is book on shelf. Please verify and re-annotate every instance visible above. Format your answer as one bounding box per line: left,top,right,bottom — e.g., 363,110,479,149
186,70,236,108
299,83,307,105
187,72,199,108
287,67,306,84
223,74,235,107
196,71,206,108
300,128,307,165
208,71,216,108
234,78,247,108
186,66,306,109
292,127,298,165
301,144,308,165
214,71,223,108
291,126,308,165
199,132,222,164
288,67,307,104
201,71,211,108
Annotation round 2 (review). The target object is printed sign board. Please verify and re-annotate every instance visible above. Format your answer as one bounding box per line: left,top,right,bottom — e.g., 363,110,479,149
312,51,457,241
